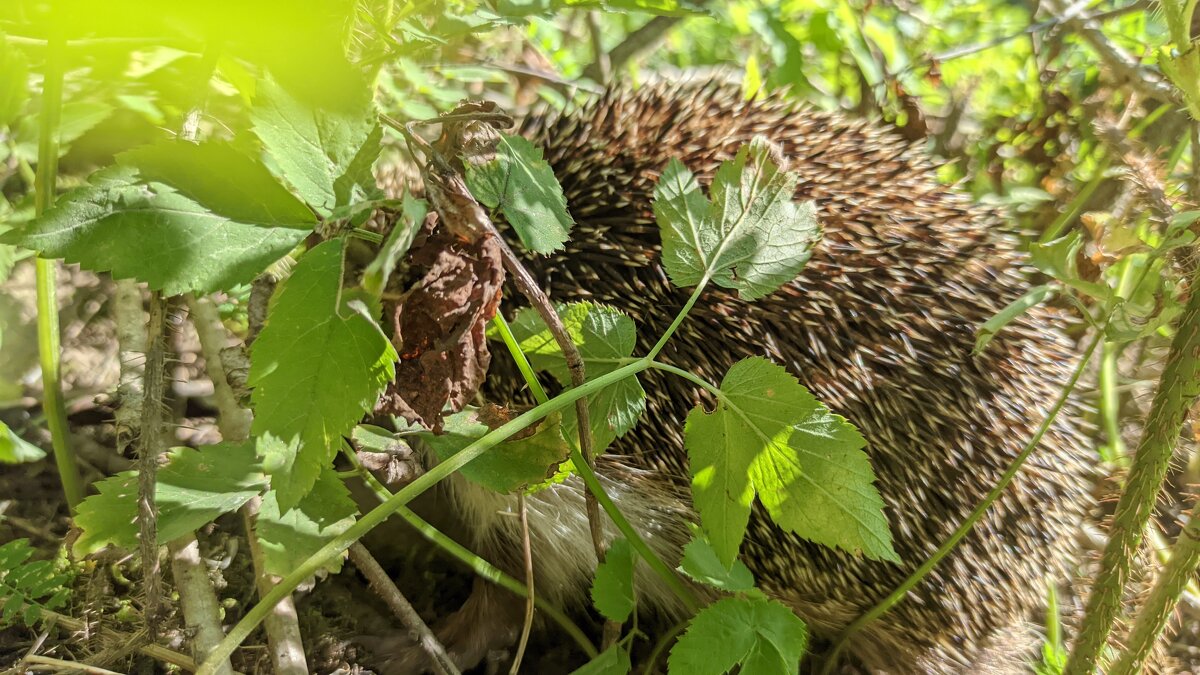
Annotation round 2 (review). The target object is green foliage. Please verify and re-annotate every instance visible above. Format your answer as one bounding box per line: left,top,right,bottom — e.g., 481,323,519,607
251,73,381,216
0,34,28,128
72,442,267,557
0,152,313,294
653,136,819,300
668,596,808,675
362,194,428,299
423,409,571,493
501,303,646,451
591,537,636,622
249,239,398,509
686,357,896,568
465,132,574,253
678,533,755,594
0,539,73,628
570,644,633,675
256,469,359,576
0,421,44,464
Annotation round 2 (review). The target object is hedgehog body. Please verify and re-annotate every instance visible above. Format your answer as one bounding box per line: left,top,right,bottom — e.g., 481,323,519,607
383,81,1094,674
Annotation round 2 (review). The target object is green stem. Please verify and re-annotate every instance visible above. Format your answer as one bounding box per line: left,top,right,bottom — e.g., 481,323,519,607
196,358,652,675
647,282,707,360
823,330,1101,675
1111,500,1200,674
491,314,701,611
340,443,597,658
33,33,81,512
1065,269,1200,674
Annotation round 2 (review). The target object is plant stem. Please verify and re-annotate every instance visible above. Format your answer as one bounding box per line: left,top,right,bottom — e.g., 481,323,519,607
490,314,549,404
1111,500,1200,674
197,358,652,675
1065,269,1200,673
823,331,1101,675
33,32,82,512
647,282,707,360
341,445,598,658
137,292,168,634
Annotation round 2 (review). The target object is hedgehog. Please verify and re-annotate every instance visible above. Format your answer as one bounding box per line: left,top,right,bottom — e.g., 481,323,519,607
373,80,1095,674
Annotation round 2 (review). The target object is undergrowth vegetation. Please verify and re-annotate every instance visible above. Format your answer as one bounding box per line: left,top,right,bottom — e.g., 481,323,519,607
1,1,1200,674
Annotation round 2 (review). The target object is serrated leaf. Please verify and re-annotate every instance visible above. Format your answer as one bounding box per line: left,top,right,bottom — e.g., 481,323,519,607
13,100,114,161
251,73,379,215
256,468,358,576
678,534,755,593
466,133,573,253
72,442,266,557
0,34,29,127
570,644,632,675
249,239,398,508
591,538,636,622
686,357,895,567
424,409,570,493
0,158,313,295
500,303,646,451
654,137,820,300
0,421,45,464
668,596,808,675
0,538,72,629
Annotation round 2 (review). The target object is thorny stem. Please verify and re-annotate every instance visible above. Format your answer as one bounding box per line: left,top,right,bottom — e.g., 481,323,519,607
341,443,599,659
347,542,459,675
33,31,82,512
1066,275,1200,673
824,330,1102,675
197,359,652,675
137,292,168,634
1112,500,1200,674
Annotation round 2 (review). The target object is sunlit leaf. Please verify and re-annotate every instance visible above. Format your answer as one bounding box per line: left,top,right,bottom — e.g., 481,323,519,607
466,133,573,253
256,468,358,575
668,596,808,675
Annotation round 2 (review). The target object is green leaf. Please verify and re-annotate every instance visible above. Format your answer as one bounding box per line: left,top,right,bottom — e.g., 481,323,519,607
0,539,73,628
668,596,808,675
685,357,895,567
363,194,427,299
0,421,45,464
654,137,820,300
0,34,29,127
500,303,646,451
256,468,358,576
591,538,636,622
423,409,571,493
1028,232,1108,300
249,239,398,508
569,644,632,675
974,284,1059,355
465,133,573,253
72,442,266,557
678,533,756,593
0,158,313,295
251,73,380,215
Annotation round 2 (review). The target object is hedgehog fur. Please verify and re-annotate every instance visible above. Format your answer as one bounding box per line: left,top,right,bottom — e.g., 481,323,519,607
379,80,1095,674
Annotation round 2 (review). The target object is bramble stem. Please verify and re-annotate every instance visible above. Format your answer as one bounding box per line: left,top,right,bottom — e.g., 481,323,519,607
1066,268,1200,674
33,32,82,512
824,331,1101,675
197,358,652,675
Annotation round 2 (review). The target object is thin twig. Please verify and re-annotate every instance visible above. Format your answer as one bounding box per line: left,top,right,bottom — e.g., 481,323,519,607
21,655,124,675
509,493,535,675
167,535,234,675
137,292,168,635
32,609,197,670
585,11,610,83
348,543,460,675
582,15,682,81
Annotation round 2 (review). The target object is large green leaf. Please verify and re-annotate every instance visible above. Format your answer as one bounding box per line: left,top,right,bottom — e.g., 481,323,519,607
0,142,315,295
466,133,573,254
501,303,645,452
685,357,895,567
654,137,819,300
423,409,571,494
251,73,380,215
256,469,358,575
72,442,266,557
249,239,398,509
591,537,636,622
668,596,808,675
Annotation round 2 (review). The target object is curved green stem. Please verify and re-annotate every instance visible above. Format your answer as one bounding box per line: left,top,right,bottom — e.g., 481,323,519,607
822,331,1102,675
340,443,597,658
491,314,701,612
1066,269,1200,674
34,33,81,512
197,359,651,675
647,282,707,360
